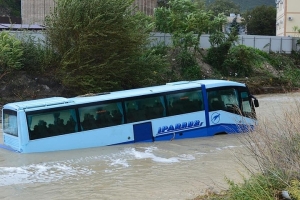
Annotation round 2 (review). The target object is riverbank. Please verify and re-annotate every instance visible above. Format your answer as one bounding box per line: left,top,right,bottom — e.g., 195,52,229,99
192,92,300,200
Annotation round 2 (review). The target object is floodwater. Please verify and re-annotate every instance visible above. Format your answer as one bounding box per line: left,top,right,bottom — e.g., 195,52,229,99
0,92,299,200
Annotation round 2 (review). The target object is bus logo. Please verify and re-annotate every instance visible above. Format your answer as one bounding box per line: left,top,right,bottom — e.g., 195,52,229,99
211,112,220,124
157,120,203,135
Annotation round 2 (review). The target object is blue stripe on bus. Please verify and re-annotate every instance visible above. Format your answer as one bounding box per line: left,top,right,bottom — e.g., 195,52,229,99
206,123,254,135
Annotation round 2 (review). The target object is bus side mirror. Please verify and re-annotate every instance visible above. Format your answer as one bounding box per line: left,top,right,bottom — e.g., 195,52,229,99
253,99,259,107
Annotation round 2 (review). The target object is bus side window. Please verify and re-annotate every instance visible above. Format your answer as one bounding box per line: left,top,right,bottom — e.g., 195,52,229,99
125,96,164,123
96,110,113,128
166,90,203,116
65,116,77,133
78,102,122,129
81,113,97,131
28,109,78,140
111,109,122,125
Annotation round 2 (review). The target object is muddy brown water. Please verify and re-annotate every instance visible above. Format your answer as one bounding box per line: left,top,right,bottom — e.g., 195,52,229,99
0,92,299,200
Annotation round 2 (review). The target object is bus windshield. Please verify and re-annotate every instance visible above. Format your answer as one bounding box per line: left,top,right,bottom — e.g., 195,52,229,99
207,86,256,118
3,109,18,137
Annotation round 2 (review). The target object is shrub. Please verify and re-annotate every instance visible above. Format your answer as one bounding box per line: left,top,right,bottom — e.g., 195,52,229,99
124,44,171,88
267,52,294,70
20,33,60,74
290,50,300,66
204,42,231,71
287,180,300,200
266,52,300,86
169,48,202,81
236,98,300,199
0,31,23,77
179,50,200,79
224,173,286,200
45,0,154,94
222,45,262,77
149,42,170,56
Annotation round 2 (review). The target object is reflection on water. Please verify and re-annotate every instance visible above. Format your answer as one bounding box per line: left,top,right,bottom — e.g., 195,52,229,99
0,92,299,200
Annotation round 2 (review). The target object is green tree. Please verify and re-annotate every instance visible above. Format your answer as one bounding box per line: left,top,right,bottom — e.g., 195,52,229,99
230,16,240,33
157,0,169,7
158,0,206,9
155,0,226,80
206,0,275,12
242,5,276,36
45,0,163,94
155,0,226,52
207,0,240,17
0,0,21,17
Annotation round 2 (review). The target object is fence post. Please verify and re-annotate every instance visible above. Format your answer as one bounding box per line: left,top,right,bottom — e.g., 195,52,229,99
280,37,282,52
269,38,271,53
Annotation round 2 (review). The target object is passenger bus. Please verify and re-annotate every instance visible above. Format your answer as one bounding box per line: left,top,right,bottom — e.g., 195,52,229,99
1,80,259,153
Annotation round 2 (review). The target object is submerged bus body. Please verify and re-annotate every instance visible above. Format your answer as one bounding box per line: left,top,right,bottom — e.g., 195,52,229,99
1,80,259,153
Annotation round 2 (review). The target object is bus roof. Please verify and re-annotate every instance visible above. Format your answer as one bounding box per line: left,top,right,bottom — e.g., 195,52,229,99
3,79,245,111
3,97,73,111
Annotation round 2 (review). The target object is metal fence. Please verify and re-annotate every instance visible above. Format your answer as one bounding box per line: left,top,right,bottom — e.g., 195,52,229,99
150,32,300,53
6,31,300,53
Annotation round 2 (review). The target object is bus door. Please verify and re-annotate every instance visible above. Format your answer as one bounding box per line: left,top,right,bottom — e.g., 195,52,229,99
133,122,154,142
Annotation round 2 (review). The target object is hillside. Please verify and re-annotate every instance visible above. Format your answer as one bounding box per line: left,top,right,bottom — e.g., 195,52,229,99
206,0,275,11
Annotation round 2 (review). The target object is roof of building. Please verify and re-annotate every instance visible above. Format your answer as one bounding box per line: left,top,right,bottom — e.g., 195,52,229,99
0,24,45,30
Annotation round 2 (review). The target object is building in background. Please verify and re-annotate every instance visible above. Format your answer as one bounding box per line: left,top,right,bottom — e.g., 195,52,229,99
225,13,246,35
21,0,55,24
21,0,157,25
276,0,300,36
132,0,157,16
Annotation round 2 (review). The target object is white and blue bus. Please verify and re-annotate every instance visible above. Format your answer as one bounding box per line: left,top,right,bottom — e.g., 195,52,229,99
1,80,259,153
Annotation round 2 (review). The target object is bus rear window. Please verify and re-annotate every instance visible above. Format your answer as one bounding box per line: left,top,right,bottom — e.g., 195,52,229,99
3,109,18,137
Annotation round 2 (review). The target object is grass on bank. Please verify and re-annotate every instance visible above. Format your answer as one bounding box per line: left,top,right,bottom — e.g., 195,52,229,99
194,97,300,200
